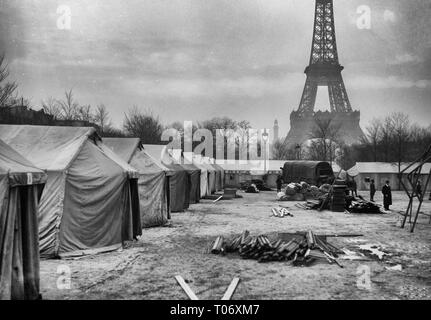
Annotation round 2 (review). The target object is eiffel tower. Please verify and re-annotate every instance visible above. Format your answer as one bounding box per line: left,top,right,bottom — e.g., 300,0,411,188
285,0,364,148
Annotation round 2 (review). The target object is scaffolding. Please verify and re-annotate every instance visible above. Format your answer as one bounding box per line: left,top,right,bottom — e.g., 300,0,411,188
399,144,431,232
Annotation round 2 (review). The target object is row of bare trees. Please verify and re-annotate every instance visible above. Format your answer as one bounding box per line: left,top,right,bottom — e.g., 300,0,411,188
0,54,18,108
272,116,342,164
272,112,431,171
41,90,111,131
358,112,431,169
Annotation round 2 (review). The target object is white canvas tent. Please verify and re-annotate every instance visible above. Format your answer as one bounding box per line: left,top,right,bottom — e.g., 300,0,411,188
104,138,170,227
0,139,47,300
143,144,190,212
0,125,141,258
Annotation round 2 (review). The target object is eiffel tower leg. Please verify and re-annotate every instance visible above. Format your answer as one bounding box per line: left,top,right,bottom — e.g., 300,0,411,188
298,78,318,115
328,76,352,112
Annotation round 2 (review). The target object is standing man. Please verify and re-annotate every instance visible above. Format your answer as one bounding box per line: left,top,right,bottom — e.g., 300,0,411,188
370,179,376,202
382,180,392,211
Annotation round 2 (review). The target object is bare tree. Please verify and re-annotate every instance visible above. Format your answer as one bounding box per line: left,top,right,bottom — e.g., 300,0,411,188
41,96,62,119
272,139,298,160
389,112,411,179
58,89,79,120
364,118,382,162
379,116,393,162
308,117,341,162
0,54,18,107
123,106,163,144
77,104,93,122
198,117,251,160
94,104,111,132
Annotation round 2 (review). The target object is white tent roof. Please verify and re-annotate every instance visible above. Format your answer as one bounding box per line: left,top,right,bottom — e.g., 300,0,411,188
0,125,138,178
353,162,431,174
218,160,285,173
0,125,92,171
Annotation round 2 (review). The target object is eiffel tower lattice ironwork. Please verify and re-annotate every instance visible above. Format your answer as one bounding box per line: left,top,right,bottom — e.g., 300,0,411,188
298,0,352,115
285,0,364,147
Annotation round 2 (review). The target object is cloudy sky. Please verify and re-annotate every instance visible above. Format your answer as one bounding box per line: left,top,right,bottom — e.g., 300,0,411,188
1,0,430,136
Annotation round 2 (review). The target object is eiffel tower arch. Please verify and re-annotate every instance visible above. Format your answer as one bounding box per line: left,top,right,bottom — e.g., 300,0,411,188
285,0,365,148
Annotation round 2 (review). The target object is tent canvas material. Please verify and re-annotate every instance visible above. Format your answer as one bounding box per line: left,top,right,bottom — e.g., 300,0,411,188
184,152,208,199
189,161,209,199
104,138,170,227
0,139,47,300
168,150,201,204
143,144,190,212
179,163,201,204
0,125,141,258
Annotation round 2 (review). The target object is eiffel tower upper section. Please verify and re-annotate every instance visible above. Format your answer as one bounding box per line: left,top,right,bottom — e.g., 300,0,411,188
296,0,353,115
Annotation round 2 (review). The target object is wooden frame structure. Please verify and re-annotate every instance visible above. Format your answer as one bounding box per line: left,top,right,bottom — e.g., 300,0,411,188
399,144,431,232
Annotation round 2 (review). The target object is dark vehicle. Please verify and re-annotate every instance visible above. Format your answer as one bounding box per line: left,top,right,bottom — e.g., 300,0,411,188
282,161,334,186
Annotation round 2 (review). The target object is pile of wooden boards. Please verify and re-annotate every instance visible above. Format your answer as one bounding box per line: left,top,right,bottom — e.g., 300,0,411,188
271,207,293,218
295,198,326,210
347,195,382,214
210,230,343,266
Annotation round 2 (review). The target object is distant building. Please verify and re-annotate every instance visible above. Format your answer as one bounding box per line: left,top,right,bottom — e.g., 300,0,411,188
349,162,431,191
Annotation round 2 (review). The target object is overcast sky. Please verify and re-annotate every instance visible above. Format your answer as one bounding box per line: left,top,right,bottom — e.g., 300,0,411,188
1,0,430,136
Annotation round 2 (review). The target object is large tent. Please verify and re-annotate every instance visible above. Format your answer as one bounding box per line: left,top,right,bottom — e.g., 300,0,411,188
179,163,201,204
168,149,201,204
0,139,47,300
0,125,141,258
104,138,170,227
143,144,190,212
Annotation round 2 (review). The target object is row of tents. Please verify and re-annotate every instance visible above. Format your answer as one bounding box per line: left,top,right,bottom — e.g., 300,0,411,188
0,125,224,300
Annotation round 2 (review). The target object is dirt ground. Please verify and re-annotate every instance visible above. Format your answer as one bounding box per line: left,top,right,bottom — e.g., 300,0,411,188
39,190,431,300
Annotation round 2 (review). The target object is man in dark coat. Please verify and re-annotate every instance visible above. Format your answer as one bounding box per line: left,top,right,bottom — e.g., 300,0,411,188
382,180,392,210
370,179,376,202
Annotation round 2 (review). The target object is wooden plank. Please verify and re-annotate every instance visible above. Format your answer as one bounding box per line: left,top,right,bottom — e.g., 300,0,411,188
213,195,223,203
221,277,240,300
175,275,199,300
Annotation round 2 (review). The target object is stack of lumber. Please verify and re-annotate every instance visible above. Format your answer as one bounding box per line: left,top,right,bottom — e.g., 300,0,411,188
348,196,382,214
211,230,343,266
295,197,327,210
271,207,293,217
